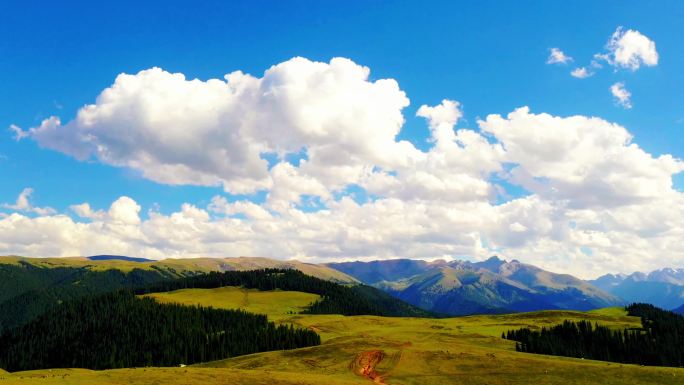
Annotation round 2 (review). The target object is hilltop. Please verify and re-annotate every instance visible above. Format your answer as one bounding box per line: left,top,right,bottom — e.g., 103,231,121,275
0,255,356,283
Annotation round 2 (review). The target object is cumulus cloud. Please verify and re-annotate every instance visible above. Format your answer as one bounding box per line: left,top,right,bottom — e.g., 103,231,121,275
4,57,684,278
209,196,273,220
479,107,682,208
13,57,417,194
561,27,657,81
417,99,463,144
70,203,106,220
1,188,56,215
610,82,632,109
546,48,573,64
570,67,593,79
604,27,659,70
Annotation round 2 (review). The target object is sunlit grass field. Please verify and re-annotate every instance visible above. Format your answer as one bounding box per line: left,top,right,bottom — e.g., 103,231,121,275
1,287,682,385
144,287,320,323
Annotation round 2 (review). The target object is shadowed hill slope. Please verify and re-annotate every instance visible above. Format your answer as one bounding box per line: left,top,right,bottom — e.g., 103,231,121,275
0,256,356,332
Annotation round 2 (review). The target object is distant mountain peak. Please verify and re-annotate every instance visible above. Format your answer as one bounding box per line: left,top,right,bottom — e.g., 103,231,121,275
473,256,508,273
588,266,684,310
330,257,622,315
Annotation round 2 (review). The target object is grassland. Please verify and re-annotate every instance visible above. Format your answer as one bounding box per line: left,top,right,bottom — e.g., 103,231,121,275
144,287,320,322
1,287,682,385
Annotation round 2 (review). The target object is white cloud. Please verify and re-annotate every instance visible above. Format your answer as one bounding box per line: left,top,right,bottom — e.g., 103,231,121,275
546,48,573,64
560,27,657,80
417,99,463,145
107,197,141,225
9,124,28,140
479,107,682,208
208,196,273,220
604,27,659,70
1,188,56,215
610,82,632,109
5,57,684,278
70,203,106,220
570,67,593,79
14,58,418,195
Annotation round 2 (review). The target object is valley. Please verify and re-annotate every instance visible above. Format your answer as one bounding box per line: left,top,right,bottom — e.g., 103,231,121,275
1,256,683,384
1,285,682,385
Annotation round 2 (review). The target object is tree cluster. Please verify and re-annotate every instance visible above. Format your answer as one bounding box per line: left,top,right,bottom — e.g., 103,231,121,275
504,303,684,367
136,268,433,317
0,291,320,372
0,262,170,332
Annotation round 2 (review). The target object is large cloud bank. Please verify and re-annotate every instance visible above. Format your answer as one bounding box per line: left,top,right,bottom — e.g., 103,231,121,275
5,57,684,278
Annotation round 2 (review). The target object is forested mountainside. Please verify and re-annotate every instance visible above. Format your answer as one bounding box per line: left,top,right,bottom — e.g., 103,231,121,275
0,266,431,372
0,256,357,332
505,303,684,367
0,291,320,371
0,262,170,332
329,257,621,315
137,268,433,317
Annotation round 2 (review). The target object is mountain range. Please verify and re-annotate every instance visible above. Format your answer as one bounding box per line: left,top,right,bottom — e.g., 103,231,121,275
589,268,684,310
329,257,622,315
3,254,683,317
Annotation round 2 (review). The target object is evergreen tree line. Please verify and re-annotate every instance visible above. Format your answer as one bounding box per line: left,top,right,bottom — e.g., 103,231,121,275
135,268,433,317
504,303,684,367
0,263,171,332
0,290,320,372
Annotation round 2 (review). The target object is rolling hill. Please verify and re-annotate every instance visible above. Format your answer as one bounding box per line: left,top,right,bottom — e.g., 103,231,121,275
0,256,356,332
2,289,681,384
0,255,357,283
0,260,682,384
329,257,622,315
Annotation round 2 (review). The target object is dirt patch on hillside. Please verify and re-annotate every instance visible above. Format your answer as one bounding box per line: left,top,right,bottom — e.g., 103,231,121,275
350,350,386,384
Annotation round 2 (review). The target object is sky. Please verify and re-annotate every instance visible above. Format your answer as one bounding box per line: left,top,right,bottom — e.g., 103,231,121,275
1,1,683,278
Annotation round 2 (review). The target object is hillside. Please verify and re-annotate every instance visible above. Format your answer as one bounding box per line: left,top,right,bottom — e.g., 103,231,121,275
507,303,684,367
2,294,681,384
0,291,320,371
145,286,319,322
0,255,357,283
0,256,357,331
136,269,433,318
0,262,169,332
331,257,621,315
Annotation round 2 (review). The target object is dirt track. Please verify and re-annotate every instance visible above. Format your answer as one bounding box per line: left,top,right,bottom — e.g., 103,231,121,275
350,350,386,384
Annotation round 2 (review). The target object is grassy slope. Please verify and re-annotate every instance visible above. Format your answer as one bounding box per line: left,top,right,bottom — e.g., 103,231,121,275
0,256,357,283
587,306,629,317
2,289,682,385
144,287,320,323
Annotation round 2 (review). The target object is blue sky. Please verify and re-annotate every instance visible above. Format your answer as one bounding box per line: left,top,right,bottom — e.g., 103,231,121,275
2,0,682,212
0,1,682,275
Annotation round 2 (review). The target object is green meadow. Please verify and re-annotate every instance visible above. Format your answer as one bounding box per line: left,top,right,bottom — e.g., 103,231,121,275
1,287,681,385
